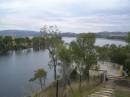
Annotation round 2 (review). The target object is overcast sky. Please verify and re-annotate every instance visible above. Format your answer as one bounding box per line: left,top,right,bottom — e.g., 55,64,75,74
0,0,130,32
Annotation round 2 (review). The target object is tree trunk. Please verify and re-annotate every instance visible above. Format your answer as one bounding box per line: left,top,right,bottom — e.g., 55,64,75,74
56,80,59,97
68,79,74,94
54,64,57,80
79,74,82,93
86,70,90,83
43,78,46,86
53,56,57,80
39,78,43,90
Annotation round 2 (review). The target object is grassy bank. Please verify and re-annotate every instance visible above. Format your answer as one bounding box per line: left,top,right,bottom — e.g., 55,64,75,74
114,89,130,97
31,78,103,97
114,78,130,97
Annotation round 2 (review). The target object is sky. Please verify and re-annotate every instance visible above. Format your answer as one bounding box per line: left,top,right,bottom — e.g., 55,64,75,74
0,0,130,33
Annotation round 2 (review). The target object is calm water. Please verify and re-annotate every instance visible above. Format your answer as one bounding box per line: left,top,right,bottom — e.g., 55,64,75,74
0,38,127,97
62,37,127,46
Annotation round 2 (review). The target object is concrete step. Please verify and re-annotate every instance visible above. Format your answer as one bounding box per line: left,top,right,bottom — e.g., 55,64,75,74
94,91,112,95
107,76,124,80
87,88,114,97
101,88,114,91
89,93,110,97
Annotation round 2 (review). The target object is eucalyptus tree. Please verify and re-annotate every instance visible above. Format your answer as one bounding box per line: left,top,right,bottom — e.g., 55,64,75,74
79,33,97,81
25,37,32,48
124,57,130,76
109,45,127,65
57,44,72,84
124,32,130,76
3,36,13,51
0,36,4,53
32,36,45,50
40,25,63,97
32,37,41,50
29,68,47,90
40,25,63,80
14,38,26,49
96,45,110,62
70,33,97,83
70,41,84,90
127,32,130,44
57,44,74,96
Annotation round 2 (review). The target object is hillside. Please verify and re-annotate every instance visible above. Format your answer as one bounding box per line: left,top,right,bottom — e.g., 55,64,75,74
0,30,40,37
0,30,128,39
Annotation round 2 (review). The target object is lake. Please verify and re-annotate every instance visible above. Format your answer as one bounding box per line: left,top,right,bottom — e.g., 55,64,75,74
62,37,127,46
0,37,127,97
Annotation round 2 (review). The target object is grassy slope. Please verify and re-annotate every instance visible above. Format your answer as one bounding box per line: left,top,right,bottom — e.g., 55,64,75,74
114,89,130,97
114,78,130,97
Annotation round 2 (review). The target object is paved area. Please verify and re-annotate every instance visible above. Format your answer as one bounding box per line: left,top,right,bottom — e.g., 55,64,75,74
88,87,114,97
87,62,124,97
87,78,116,97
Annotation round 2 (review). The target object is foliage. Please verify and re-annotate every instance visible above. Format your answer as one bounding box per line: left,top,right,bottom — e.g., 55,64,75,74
71,33,97,80
109,45,128,65
127,32,130,44
123,32,130,76
69,69,78,80
0,35,47,53
124,54,130,76
0,36,13,52
41,25,63,80
29,68,47,89
15,38,27,49
96,45,110,61
57,44,73,87
96,33,130,76
69,33,97,93
32,37,45,50
114,89,130,97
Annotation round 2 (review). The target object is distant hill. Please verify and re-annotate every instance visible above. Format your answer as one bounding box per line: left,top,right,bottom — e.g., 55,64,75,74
0,30,77,37
0,30,40,37
59,32,77,37
95,31,128,40
96,31,128,37
0,30,129,39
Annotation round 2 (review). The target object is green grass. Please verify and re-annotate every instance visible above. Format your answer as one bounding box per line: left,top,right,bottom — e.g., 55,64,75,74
114,89,130,97
70,92,81,97
70,83,104,97
33,79,103,97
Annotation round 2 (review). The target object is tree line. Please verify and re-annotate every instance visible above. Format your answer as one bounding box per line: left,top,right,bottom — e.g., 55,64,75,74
0,36,47,53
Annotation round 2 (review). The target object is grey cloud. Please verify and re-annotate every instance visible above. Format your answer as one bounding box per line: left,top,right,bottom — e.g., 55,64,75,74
0,0,130,32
